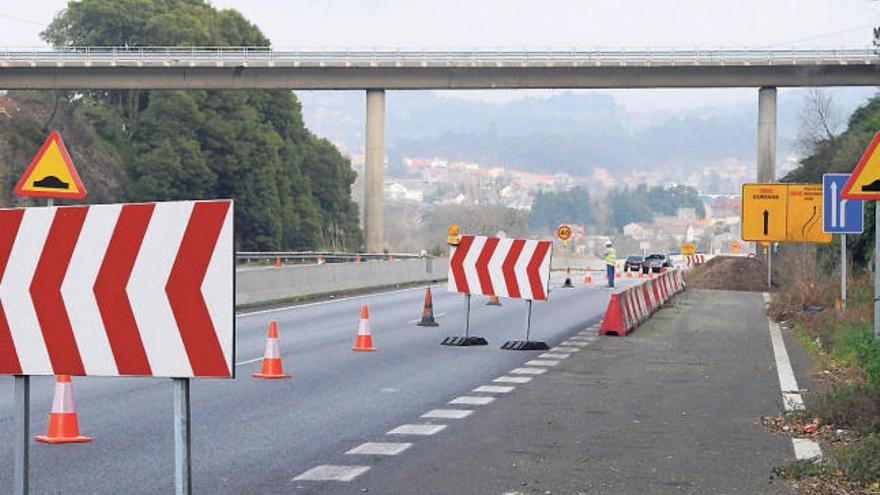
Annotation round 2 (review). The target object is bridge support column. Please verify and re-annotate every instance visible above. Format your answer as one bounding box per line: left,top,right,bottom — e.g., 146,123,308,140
364,89,385,252
757,86,776,182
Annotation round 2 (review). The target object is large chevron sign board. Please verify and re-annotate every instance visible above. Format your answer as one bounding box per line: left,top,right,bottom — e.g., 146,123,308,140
0,200,234,378
448,235,553,301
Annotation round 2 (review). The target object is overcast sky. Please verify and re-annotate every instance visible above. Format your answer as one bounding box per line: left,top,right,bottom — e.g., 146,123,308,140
1,0,879,111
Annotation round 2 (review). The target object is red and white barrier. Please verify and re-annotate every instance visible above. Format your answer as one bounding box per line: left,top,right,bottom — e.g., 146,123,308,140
686,254,706,266
598,270,686,336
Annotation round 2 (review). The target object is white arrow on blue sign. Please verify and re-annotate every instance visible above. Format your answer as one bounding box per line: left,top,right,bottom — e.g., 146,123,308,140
823,173,864,234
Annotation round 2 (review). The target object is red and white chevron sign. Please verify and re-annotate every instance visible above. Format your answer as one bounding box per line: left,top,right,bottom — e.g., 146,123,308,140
0,200,234,378
448,235,553,301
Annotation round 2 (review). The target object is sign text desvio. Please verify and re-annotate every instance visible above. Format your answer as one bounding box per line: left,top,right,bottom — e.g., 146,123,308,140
741,183,831,244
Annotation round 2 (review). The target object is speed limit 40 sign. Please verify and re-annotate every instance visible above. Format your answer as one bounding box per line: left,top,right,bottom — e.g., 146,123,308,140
556,225,572,241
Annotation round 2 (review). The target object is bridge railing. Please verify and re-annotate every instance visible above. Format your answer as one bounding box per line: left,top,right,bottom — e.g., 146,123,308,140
1,46,877,67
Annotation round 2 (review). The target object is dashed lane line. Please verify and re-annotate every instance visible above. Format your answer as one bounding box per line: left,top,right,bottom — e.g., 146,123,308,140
473,385,515,394
449,396,496,405
387,424,447,436
510,367,547,375
293,465,370,482
763,293,822,462
538,352,570,359
552,346,580,353
422,409,473,419
346,442,413,456
561,341,589,347
525,360,560,367
494,376,532,384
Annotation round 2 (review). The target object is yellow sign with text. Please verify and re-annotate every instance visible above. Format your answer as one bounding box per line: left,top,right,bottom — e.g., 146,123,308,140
741,184,831,244
680,243,696,256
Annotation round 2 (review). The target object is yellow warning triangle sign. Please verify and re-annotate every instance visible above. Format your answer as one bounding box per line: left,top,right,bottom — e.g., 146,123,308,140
842,131,880,200
14,131,87,199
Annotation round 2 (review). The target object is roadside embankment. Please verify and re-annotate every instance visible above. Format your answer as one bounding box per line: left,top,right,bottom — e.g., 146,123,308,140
685,255,770,292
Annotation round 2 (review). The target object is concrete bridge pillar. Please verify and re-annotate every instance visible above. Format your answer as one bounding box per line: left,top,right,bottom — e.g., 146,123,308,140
364,89,385,252
757,87,777,182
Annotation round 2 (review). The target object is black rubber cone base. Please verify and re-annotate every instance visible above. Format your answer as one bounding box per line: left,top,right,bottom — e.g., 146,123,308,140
501,340,550,351
562,278,574,288
441,336,488,346
417,319,439,327
486,300,502,306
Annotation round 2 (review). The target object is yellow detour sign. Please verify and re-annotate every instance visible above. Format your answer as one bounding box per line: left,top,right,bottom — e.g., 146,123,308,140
14,131,87,199
787,184,830,243
680,243,696,256
741,184,831,244
742,184,787,242
842,131,880,200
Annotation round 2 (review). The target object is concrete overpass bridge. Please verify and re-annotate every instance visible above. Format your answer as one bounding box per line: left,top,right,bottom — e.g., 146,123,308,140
2,46,879,250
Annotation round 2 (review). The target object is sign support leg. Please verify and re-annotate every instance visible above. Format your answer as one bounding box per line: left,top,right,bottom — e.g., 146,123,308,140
874,203,880,342
441,293,486,346
14,375,30,495
173,378,192,495
501,299,547,351
767,246,772,288
524,300,533,341
841,234,847,308
464,294,471,338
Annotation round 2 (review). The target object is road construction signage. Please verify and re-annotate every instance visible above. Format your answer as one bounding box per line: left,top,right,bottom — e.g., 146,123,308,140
556,224,572,241
842,131,880,200
680,243,696,256
0,200,234,378
14,131,87,199
448,235,552,301
741,183,831,243
823,173,864,234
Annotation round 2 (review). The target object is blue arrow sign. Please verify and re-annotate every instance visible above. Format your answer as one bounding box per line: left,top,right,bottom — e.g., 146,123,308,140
823,173,864,234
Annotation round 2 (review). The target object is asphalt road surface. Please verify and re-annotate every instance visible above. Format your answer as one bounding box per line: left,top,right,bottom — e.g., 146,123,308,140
0,274,627,494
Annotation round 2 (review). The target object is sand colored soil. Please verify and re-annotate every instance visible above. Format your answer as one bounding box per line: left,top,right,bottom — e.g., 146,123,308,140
685,256,771,292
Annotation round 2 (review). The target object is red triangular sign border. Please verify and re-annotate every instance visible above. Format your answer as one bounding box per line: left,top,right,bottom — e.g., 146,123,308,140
841,131,880,200
14,130,87,199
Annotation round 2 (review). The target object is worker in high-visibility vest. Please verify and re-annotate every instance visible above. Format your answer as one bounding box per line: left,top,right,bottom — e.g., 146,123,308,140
604,241,617,288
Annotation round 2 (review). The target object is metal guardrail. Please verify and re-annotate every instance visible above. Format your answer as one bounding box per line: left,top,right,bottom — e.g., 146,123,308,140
236,251,427,265
1,46,877,68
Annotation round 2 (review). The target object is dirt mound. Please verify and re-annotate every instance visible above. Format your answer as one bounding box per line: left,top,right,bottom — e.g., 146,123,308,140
685,256,770,292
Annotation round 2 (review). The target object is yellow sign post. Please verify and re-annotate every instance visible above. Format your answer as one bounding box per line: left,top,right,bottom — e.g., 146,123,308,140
741,184,831,244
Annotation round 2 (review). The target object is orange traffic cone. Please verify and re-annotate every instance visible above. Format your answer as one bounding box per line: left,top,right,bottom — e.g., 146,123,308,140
616,272,621,279
275,257,281,268
626,271,633,278
417,288,439,327
583,274,593,284
253,321,291,379
355,253,361,264
34,375,91,444
352,305,377,351
486,294,502,306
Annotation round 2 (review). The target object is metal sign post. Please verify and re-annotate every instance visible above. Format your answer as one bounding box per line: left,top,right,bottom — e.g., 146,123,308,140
14,375,29,495
875,207,879,342
767,246,772,289
173,378,192,495
841,234,847,307
524,300,533,341
463,294,471,338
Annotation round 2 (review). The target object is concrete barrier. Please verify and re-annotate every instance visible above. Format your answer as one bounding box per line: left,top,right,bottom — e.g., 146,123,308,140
236,257,448,307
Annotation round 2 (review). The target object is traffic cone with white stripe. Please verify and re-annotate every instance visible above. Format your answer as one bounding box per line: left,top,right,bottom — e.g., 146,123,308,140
34,375,91,444
417,287,439,327
352,305,377,352
253,320,291,379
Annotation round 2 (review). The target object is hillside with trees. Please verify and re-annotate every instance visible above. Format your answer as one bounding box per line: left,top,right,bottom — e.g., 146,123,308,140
0,0,361,251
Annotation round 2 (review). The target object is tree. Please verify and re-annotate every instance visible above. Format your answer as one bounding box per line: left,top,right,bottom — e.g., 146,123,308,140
528,187,593,233
40,0,362,251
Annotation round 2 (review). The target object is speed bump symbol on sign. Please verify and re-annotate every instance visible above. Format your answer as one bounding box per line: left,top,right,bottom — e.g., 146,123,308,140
842,131,880,200
14,131,87,199
742,184,787,242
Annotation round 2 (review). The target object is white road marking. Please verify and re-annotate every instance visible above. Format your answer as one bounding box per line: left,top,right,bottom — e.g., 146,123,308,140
792,438,823,461
525,360,560,367
293,465,370,482
422,409,473,419
552,346,580,353
387,424,447,436
561,341,589,347
510,367,546,375
449,396,496,405
237,283,445,318
494,376,532,384
346,442,412,456
473,385,515,394
538,353,570,359
234,356,263,367
763,293,822,461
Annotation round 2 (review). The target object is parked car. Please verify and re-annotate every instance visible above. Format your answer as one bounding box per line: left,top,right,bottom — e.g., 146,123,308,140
642,253,672,273
624,255,643,272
